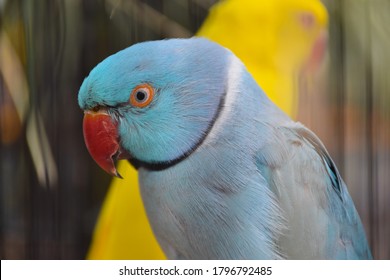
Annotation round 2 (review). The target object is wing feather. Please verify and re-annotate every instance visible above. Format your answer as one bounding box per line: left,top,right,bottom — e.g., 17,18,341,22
255,122,372,259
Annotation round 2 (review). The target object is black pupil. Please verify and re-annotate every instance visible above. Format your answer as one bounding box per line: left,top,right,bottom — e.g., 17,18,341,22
136,91,146,102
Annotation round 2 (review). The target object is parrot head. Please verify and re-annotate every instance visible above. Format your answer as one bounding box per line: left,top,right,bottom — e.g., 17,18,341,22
79,38,232,176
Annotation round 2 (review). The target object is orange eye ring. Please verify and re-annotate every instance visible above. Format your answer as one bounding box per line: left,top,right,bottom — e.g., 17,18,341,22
130,84,155,108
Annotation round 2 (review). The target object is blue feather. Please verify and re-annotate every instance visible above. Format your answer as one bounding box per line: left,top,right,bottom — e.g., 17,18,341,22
78,38,372,259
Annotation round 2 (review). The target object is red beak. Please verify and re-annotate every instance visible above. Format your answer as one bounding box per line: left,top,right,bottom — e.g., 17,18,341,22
83,109,122,178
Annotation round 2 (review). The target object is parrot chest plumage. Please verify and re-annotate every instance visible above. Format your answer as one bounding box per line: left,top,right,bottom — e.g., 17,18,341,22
138,140,282,260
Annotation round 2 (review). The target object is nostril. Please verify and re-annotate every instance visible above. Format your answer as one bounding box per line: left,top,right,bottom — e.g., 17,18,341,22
91,105,102,112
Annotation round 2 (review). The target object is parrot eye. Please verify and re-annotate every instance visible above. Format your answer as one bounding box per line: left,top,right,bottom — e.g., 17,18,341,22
130,84,155,108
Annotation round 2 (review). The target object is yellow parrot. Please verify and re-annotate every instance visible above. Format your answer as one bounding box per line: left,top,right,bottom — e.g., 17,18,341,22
87,0,328,259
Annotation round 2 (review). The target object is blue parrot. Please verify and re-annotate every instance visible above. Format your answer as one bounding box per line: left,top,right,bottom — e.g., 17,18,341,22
78,38,372,259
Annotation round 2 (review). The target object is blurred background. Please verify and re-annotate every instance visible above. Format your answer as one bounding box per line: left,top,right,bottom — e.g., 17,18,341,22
0,0,389,259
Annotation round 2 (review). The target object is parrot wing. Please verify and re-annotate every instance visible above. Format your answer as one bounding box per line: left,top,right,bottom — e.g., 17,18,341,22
255,123,372,259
